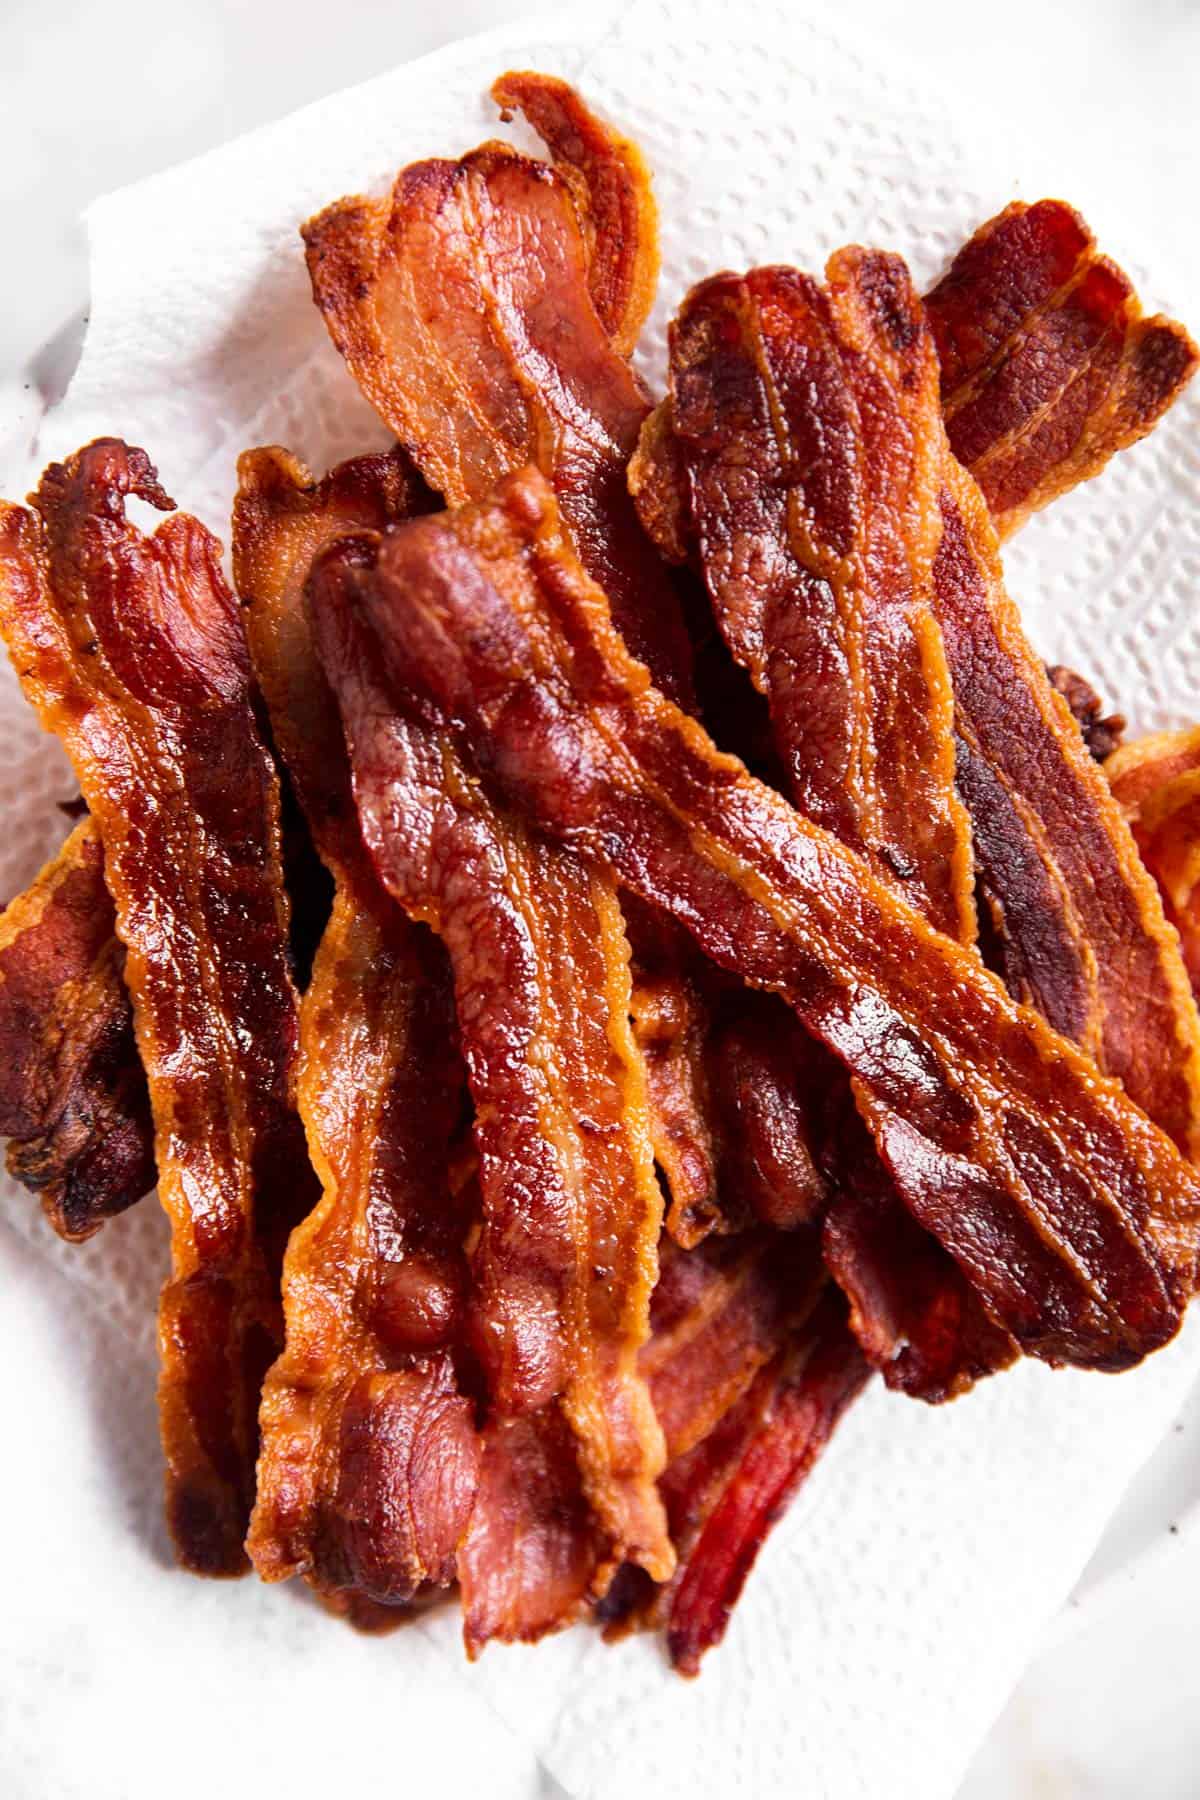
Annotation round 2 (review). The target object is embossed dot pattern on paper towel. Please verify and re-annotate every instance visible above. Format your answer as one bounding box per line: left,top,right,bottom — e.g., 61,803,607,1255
3,6,1200,1800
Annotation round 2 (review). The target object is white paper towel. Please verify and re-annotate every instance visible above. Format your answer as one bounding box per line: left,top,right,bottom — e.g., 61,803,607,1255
3,4,1200,1797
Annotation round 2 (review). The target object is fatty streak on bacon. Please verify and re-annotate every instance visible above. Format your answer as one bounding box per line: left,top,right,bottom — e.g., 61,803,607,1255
664,1288,869,1675
360,466,1200,1373
933,454,1200,1160
599,1228,829,1642
304,83,718,1248
308,529,674,1631
489,70,658,358
642,1231,825,1465
303,121,693,706
0,440,315,1575
660,250,1013,1397
665,252,974,939
0,815,153,1240
925,198,1199,538
233,445,480,1610
1108,728,1200,998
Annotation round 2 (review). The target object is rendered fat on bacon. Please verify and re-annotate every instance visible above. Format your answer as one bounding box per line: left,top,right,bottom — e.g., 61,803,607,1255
0,440,315,1574
656,249,1014,1397
925,198,1199,538
600,1229,833,1645
354,465,1200,1374
302,97,693,706
489,70,659,358
0,815,153,1239
303,79,722,1255
661,251,975,939
934,453,1200,1159
663,1288,869,1674
307,526,674,1637
1108,727,1200,998
233,445,480,1610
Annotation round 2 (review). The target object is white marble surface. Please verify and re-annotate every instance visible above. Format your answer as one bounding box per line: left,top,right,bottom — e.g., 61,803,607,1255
3,2,1199,1794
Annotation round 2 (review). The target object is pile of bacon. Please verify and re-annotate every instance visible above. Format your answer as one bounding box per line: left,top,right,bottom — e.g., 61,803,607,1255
3,73,1200,1675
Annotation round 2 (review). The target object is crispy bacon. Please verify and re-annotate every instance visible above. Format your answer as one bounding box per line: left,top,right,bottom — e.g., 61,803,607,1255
489,70,658,358
651,243,1200,1368
642,1230,825,1463
1108,728,1200,997
664,252,974,941
355,465,1200,1373
458,1409,604,1652
660,251,1012,1396
934,453,1200,1157
303,125,693,706
308,528,673,1624
664,1288,869,1674
705,999,830,1232
233,445,479,1609
0,816,153,1239
0,440,314,1574
925,199,1199,537
599,1228,828,1643
304,88,717,1255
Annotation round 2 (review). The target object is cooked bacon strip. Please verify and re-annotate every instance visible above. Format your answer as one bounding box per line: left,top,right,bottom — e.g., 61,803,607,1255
706,999,830,1232
925,199,1199,537
458,1409,605,1653
1108,728,1200,997
642,1230,825,1463
661,251,1011,1396
665,1288,869,1675
308,529,673,1618
654,242,1200,1182
305,88,712,1251
490,70,658,358
0,816,153,1239
598,1228,827,1642
0,440,314,1574
934,454,1200,1157
303,129,693,706
234,446,438,874
355,465,1200,1371
232,445,480,1609
664,252,974,940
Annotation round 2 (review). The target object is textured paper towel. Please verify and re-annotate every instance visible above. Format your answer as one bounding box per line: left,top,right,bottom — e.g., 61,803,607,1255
3,4,1200,1798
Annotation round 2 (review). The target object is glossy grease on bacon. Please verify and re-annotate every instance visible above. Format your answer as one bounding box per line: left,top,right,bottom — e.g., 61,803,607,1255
0,816,153,1239
0,439,314,1573
925,199,1198,537
309,529,674,1621
303,116,693,704
357,466,1200,1373
234,445,478,1609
